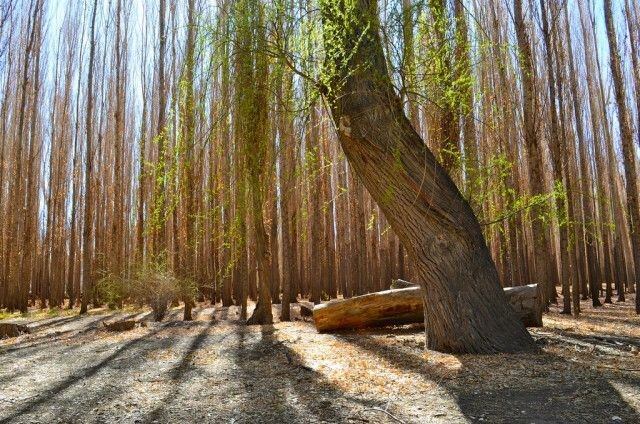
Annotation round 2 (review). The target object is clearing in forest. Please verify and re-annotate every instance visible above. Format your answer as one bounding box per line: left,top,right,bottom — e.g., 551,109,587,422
1,297,639,424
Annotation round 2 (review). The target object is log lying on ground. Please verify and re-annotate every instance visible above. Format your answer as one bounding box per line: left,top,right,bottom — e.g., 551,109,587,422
103,320,136,332
0,322,31,338
313,283,543,332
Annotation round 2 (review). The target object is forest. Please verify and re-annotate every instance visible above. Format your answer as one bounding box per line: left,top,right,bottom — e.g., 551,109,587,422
0,0,639,422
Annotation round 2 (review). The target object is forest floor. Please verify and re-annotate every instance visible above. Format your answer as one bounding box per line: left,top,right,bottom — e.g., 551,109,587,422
0,296,639,424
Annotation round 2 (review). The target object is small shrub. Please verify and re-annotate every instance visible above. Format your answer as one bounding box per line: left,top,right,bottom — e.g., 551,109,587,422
96,273,128,309
96,261,197,321
130,262,180,322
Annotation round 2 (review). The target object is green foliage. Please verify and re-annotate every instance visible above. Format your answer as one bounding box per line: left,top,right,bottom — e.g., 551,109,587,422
414,1,474,113
459,152,564,236
130,261,195,321
319,0,371,100
95,260,196,321
96,272,128,310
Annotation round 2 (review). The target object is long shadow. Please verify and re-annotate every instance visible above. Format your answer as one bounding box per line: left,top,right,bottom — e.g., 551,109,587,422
538,327,640,351
0,310,145,354
337,333,640,423
144,319,217,423
45,323,187,423
229,324,379,423
25,315,80,331
0,368,27,385
0,324,168,424
0,315,112,355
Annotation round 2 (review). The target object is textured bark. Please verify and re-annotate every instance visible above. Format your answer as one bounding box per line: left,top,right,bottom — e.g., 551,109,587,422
604,0,640,314
540,0,570,312
80,0,99,315
514,0,555,304
313,284,543,332
245,1,272,325
563,7,601,308
320,0,536,353
180,0,197,321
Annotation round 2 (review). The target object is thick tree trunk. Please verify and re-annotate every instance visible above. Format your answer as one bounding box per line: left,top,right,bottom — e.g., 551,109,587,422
313,284,543,332
319,0,536,353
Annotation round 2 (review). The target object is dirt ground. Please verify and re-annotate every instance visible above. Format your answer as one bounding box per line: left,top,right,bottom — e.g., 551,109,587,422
1,296,639,424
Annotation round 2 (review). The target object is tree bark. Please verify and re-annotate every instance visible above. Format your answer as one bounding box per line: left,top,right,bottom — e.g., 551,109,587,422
80,0,99,315
604,0,640,314
562,6,602,308
540,0,571,313
514,0,555,304
319,0,536,353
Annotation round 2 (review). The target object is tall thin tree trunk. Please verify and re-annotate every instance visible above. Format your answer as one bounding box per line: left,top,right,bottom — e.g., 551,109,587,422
80,0,99,315
603,0,640,313
539,0,569,311
514,0,554,305
563,7,601,307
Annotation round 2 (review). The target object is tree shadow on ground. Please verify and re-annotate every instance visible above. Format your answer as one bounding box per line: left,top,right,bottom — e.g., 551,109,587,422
26,315,81,330
537,328,640,350
337,330,640,423
144,318,217,423
0,324,169,424
0,315,113,355
229,324,380,423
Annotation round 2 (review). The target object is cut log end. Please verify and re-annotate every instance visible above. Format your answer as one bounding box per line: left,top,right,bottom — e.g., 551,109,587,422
503,284,544,327
298,301,315,318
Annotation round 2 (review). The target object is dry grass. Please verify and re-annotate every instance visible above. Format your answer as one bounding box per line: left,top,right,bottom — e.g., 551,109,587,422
0,295,638,423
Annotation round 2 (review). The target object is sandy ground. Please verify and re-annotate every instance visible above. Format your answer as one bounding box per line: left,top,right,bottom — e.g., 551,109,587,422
0,296,639,424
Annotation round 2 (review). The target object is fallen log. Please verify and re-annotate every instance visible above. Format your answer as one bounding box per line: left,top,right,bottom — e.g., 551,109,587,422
313,283,543,332
103,320,136,332
0,322,31,338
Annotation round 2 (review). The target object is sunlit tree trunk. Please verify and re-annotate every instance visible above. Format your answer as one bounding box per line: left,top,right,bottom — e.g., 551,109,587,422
320,0,536,353
80,0,99,315
604,0,640,313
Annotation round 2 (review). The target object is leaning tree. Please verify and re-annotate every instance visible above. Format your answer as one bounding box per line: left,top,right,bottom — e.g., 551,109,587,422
318,0,536,353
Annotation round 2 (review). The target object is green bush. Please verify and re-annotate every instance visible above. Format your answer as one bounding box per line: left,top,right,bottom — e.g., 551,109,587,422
96,261,197,321
96,273,128,310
